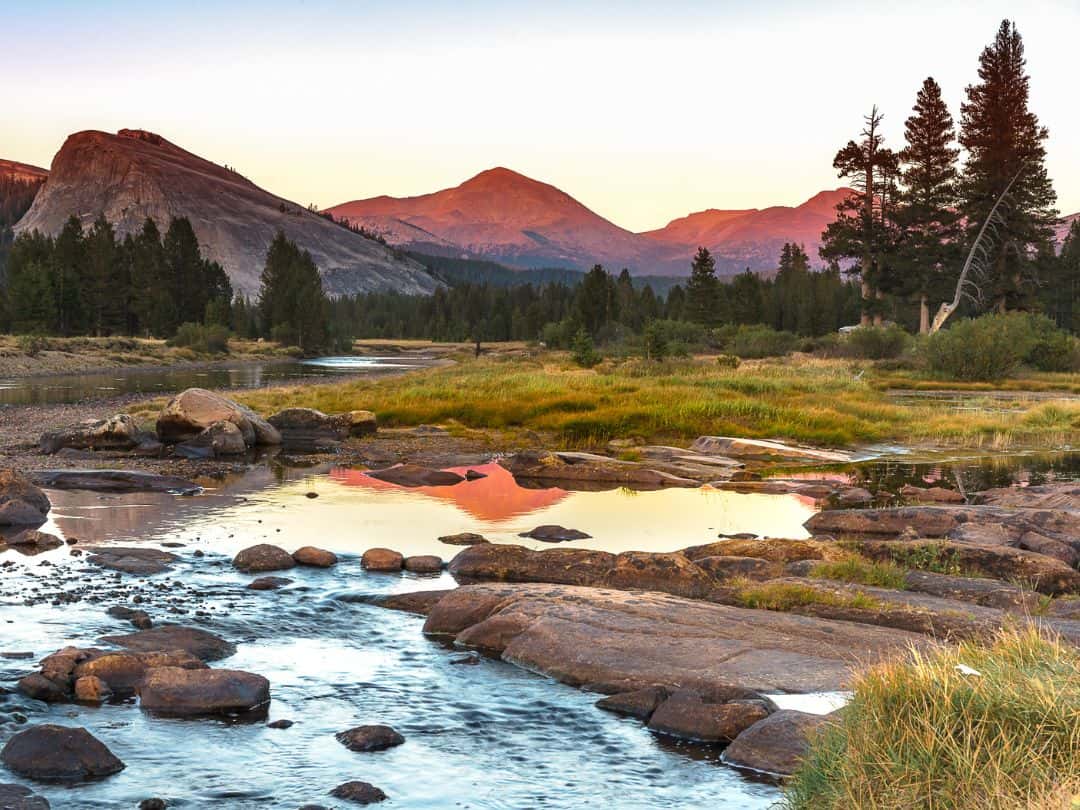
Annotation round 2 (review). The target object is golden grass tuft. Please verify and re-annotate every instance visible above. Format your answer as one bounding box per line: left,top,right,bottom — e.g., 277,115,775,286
784,627,1080,810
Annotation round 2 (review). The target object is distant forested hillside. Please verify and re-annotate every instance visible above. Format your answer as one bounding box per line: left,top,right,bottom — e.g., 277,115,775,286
0,175,44,279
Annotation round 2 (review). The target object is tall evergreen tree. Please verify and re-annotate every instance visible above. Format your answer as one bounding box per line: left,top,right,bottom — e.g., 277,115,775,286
685,247,720,326
895,77,962,333
83,216,124,335
959,20,1057,312
51,216,87,335
258,230,330,352
820,106,901,325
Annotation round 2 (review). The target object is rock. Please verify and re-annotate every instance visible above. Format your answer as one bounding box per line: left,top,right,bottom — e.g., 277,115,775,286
365,464,465,487
75,650,207,695
361,548,403,572
847,539,1080,596
603,551,716,599
0,469,51,526
404,555,443,573
902,570,1042,612
690,436,852,463
107,606,153,629
835,487,874,506
175,420,247,458
267,719,294,729
268,408,349,452
901,484,966,504
694,555,780,582
138,667,270,718
4,530,62,550
647,690,770,743
974,482,1080,510
713,479,848,499
138,800,167,810
330,781,387,805
292,546,338,568
372,590,452,615
682,538,842,564
29,470,200,494
73,676,111,703
87,547,177,575
39,414,141,455
0,724,124,782
500,450,697,490
247,576,293,591
335,725,405,752
721,709,830,776
519,525,591,542
1016,531,1080,568
464,469,487,480
595,686,670,721
233,544,297,573
420,582,930,694
0,783,50,809
156,388,280,446
438,532,490,546
17,673,68,703
345,410,377,437
99,625,236,662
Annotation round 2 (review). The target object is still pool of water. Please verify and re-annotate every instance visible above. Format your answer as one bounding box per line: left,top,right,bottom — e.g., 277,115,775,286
0,355,435,407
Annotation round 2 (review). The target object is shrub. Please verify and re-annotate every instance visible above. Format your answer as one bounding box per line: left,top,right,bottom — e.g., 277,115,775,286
1025,315,1080,372
731,325,799,358
570,329,601,368
169,323,230,354
715,354,740,369
642,322,669,361
784,628,1080,810
923,313,1080,380
841,324,911,360
16,334,48,356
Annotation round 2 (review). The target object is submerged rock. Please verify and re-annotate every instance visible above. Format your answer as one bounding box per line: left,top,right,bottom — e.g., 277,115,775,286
595,686,671,721
721,709,830,776
138,667,270,718
174,420,247,459
361,548,403,572
0,469,51,526
335,724,405,752
900,484,965,504
690,436,852,463
330,781,387,805
268,408,349,452
39,414,143,455
29,469,200,494
0,724,125,782
87,547,177,575
365,464,465,487
292,546,338,568
99,624,236,662
0,783,50,809
4,530,63,550
519,525,591,543
247,576,293,591
156,388,280,447
233,544,297,573
500,450,697,489
438,532,490,546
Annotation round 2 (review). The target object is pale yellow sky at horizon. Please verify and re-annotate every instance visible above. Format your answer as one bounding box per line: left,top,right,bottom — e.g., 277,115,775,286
3,1,1078,232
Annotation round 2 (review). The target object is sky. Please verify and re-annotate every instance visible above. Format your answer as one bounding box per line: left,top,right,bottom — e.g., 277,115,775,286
3,0,1079,232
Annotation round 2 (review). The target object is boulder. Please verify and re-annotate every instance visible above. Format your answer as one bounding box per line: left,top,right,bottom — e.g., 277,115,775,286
438,532,489,546
156,388,280,446
75,650,206,695
647,690,770,743
39,414,142,455
0,725,124,782
335,724,405,752
449,544,617,587
361,548,403,572
16,673,68,703
404,555,443,573
500,450,697,489
233,544,297,573
1016,531,1080,567
29,469,200,494
87,547,177,575
73,676,111,704
900,484,965,504
372,590,453,616
721,709,830,776
107,605,153,629
345,410,378,437
268,408,349,452
365,465,464,488
690,437,852,463
292,546,338,568
99,625,236,662
138,667,270,718
175,420,247,459
603,551,715,599
4,530,62,550
0,783,50,809
902,570,1042,612
0,470,50,526
519,525,591,543
330,781,387,805
247,576,293,591
595,686,670,721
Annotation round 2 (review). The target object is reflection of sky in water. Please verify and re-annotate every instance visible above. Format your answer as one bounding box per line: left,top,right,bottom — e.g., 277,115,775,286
38,462,815,555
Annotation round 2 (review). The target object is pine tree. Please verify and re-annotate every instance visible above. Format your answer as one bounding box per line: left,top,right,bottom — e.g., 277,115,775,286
130,218,170,336
820,106,901,325
959,20,1057,312
163,218,207,328
83,216,121,335
258,230,330,353
685,247,720,326
9,259,58,333
896,77,962,333
52,216,86,335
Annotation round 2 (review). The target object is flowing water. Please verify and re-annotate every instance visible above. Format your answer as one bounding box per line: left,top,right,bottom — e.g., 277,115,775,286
0,356,435,407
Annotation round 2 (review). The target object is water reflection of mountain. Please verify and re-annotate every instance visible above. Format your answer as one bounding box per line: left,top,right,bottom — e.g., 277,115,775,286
330,463,569,522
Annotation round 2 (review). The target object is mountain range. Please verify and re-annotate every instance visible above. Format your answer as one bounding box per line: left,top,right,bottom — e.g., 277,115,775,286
13,130,438,297
327,169,855,276
0,158,48,185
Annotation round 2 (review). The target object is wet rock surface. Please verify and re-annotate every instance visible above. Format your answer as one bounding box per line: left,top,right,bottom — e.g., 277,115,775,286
138,667,270,718
721,709,830,776
87,547,178,575
0,470,51,526
364,464,465,487
268,408,350,452
335,724,405,752
233,544,297,573
0,783,50,809
361,548,403,572
647,690,770,743
403,555,443,573
690,436,852,463
518,524,591,542
438,532,489,546
156,388,280,447
175,420,247,459
330,781,388,805
98,624,236,662
595,686,671,721
0,724,125,782
29,469,201,494
292,546,338,568
500,450,698,489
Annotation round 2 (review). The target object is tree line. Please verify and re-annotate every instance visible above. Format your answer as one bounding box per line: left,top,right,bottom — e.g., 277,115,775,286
821,19,1062,332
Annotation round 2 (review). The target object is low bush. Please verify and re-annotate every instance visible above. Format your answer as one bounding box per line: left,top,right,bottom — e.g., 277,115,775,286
784,628,1080,810
730,325,799,358
16,334,48,356
570,329,601,368
923,313,1080,380
169,323,230,354
840,324,911,360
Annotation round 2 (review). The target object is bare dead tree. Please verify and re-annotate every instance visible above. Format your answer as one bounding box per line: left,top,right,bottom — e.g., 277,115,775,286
929,167,1025,334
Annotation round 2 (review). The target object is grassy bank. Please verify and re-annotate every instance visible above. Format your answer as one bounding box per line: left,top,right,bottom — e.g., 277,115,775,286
784,628,1080,810
235,352,1080,449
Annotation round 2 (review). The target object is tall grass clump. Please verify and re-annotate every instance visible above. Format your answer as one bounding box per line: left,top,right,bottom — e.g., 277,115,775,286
784,628,1080,810
811,557,908,590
